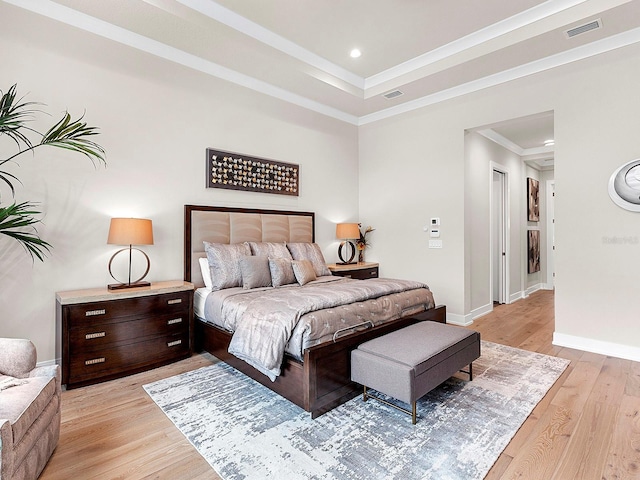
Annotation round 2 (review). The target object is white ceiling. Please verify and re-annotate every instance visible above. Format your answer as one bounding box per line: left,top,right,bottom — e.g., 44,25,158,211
6,0,640,159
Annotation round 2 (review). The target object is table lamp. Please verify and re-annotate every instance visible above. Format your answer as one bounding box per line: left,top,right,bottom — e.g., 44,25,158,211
107,217,154,290
335,223,359,265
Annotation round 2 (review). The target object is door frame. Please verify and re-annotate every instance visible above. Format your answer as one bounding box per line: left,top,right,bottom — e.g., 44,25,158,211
490,163,510,305
546,179,555,289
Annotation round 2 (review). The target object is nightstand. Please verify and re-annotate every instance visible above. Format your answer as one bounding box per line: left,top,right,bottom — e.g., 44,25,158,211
56,280,194,389
327,262,379,280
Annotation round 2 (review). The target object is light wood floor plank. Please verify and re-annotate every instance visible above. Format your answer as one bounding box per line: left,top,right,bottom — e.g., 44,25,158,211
38,290,640,480
601,393,640,480
551,399,618,479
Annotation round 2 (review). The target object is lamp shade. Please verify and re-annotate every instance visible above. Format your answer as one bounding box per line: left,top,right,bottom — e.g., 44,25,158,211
107,218,154,246
336,223,360,240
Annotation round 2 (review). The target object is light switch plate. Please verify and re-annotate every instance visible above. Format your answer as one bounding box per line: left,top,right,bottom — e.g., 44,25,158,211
429,240,442,248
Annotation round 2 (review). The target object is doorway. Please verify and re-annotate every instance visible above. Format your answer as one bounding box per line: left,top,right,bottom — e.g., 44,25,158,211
491,167,509,304
546,180,555,289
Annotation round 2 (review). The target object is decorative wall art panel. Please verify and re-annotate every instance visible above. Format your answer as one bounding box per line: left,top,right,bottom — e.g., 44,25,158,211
528,229,541,274
527,177,540,222
206,148,299,196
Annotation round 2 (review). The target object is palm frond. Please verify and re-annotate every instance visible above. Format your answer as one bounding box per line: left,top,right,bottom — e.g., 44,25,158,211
0,84,106,262
0,84,40,152
0,170,20,198
41,112,106,165
0,202,51,262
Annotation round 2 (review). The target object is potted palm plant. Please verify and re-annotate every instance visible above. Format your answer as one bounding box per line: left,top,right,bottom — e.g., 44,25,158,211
0,84,105,261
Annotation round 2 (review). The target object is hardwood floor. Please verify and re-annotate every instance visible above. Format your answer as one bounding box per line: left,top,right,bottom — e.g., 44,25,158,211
40,290,640,479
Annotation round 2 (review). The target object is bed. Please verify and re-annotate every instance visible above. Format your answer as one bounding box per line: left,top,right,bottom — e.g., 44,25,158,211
184,204,445,418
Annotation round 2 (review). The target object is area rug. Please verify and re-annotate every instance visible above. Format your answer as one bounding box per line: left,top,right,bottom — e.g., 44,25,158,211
143,341,569,480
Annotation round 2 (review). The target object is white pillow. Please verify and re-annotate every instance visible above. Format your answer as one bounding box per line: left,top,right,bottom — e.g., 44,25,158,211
199,257,213,290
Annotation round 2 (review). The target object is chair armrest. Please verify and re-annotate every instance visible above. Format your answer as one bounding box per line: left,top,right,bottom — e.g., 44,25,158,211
30,364,62,395
0,338,37,378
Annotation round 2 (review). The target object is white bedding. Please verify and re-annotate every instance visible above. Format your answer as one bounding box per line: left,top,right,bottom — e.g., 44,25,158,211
194,287,210,320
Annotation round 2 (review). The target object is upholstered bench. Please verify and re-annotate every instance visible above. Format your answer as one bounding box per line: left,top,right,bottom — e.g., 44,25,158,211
351,321,480,424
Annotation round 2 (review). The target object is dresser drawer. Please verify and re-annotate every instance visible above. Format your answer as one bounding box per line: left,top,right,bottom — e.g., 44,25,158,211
336,266,379,280
65,290,191,326
69,313,189,351
68,331,190,384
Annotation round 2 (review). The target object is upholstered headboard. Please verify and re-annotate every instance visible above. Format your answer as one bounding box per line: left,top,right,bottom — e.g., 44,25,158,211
184,205,315,287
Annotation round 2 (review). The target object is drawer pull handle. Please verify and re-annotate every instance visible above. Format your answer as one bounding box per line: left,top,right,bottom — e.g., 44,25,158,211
85,309,106,316
167,299,182,305
370,271,376,275
85,332,106,340
167,340,182,347
85,357,105,365
167,318,182,325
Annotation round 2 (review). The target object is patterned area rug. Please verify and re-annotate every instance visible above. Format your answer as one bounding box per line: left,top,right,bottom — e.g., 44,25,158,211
144,341,569,480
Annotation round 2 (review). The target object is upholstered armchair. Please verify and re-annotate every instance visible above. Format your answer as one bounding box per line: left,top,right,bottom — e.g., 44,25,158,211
0,338,61,480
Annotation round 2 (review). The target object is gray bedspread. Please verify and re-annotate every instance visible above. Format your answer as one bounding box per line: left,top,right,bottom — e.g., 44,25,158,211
215,277,433,381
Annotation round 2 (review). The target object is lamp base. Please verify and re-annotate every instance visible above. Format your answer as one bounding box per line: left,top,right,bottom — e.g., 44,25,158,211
338,240,356,264
108,281,151,291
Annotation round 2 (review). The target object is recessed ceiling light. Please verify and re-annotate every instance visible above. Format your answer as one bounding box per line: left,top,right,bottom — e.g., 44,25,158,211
350,49,361,58
544,139,555,147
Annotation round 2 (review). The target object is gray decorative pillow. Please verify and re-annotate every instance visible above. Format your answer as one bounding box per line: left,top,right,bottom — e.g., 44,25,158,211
286,243,331,277
269,257,296,287
292,260,317,286
248,242,292,260
240,255,272,289
204,241,251,291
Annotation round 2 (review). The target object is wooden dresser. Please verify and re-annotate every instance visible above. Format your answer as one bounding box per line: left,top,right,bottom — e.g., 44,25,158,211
56,280,194,389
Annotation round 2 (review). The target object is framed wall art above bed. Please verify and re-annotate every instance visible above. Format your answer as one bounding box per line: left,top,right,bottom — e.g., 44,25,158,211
206,148,299,196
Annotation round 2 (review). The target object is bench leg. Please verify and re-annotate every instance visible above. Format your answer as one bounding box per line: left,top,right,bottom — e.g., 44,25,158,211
360,386,418,424
460,362,474,381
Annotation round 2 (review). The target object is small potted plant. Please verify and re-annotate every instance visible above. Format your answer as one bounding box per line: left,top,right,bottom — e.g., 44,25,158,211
356,224,374,263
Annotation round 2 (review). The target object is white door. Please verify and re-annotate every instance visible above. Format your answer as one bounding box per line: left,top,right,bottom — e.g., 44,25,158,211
492,169,508,304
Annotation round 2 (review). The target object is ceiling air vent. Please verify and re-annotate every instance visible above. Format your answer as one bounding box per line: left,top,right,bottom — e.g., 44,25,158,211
565,18,602,38
383,90,404,100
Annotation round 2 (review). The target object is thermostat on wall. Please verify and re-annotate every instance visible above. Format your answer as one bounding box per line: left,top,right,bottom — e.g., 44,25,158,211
431,217,440,226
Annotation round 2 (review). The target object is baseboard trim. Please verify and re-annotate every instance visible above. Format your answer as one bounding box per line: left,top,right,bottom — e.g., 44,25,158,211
470,303,493,321
447,312,473,327
525,283,543,296
510,290,526,303
37,358,59,368
553,332,640,362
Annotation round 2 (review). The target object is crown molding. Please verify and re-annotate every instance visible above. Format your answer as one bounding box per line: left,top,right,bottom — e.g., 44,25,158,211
358,26,640,125
5,0,640,126
5,0,360,125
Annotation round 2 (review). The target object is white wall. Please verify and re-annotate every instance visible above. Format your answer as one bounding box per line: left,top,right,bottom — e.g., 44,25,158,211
360,44,640,360
464,131,530,319
0,6,359,362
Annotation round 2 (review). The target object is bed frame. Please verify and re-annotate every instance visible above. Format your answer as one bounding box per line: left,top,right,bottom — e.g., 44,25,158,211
184,204,445,418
